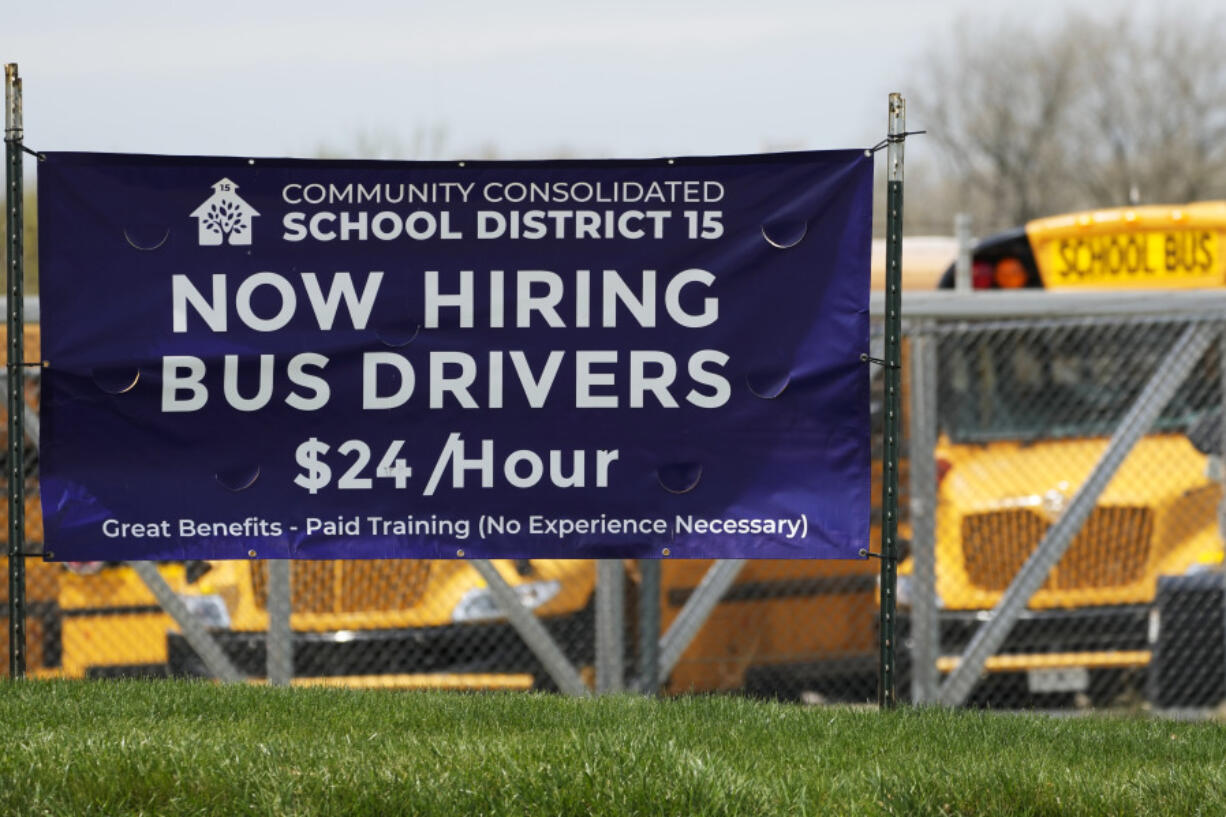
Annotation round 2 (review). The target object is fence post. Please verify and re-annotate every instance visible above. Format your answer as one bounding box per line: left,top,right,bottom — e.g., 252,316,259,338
878,92,906,708
266,560,293,686
636,559,661,694
5,63,26,679
954,213,972,291
595,560,625,693
907,326,939,703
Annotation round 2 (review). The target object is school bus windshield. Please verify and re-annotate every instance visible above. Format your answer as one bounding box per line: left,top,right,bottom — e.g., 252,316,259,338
937,320,1220,443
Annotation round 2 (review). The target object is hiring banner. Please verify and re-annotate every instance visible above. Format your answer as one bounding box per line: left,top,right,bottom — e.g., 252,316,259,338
38,150,871,561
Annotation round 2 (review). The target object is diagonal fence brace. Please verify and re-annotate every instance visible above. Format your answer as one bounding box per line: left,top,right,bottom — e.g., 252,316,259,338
127,560,245,683
469,559,590,697
657,559,746,681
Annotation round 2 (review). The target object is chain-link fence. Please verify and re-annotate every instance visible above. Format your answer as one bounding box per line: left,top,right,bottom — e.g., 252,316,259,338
7,291,1226,711
1,336,882,700
901,290,1226,712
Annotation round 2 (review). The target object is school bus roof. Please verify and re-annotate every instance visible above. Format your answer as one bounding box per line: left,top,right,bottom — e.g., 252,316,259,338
1024,199,1226,239
1026,200,1226,241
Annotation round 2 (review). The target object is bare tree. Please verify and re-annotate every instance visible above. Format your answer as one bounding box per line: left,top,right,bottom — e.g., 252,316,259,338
919,16,1081,230
916,8,1226,233
1069,11,1226,206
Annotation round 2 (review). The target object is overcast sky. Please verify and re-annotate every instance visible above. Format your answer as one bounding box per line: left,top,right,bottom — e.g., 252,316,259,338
2,0,1210,160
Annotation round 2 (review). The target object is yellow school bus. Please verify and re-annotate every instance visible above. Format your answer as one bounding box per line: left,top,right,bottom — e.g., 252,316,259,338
901,201,1226,706
938,201,1226,291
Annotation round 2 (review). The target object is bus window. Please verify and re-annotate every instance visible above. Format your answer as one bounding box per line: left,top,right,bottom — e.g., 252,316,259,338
937,321,1220,444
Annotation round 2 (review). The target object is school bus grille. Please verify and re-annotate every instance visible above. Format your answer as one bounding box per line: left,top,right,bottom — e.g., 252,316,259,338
961,506,1152,592
250,560,433,614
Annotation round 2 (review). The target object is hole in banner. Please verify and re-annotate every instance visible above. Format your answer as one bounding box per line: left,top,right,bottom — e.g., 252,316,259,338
746,370,791,399
92,367,140,394
376,321,421,348
216,465,260,492
761,220,807,249
657,463,702,494
123,227,171,251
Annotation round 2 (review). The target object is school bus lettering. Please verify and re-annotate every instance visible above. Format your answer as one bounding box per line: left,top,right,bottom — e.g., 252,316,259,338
1040,220,1222,289
1056,234,1164,279
1164,231,1214,274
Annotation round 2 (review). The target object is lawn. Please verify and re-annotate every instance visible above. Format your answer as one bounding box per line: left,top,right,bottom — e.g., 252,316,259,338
2,680,1223,816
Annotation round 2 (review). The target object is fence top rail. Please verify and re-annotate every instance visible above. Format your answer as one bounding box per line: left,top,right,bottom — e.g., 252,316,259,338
9,291,1226,326
872,289,1226,321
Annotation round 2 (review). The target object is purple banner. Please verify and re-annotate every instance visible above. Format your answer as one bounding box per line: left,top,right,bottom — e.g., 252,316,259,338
38,150,872,561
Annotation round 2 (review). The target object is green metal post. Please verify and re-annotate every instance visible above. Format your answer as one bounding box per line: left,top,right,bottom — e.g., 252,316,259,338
5,63,26,679
878,93,905,708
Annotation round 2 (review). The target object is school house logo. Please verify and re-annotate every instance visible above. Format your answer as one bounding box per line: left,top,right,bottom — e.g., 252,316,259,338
191,178,259,246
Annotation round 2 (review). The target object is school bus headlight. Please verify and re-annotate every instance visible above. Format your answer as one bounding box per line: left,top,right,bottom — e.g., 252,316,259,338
176,593,231,629
452,580,562,623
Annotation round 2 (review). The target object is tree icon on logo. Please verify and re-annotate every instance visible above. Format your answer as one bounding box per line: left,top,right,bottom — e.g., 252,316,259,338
191,179,260,246
202,199,247,241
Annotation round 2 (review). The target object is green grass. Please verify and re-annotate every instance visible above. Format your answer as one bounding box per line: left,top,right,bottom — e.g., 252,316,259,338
2,681,1224,816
